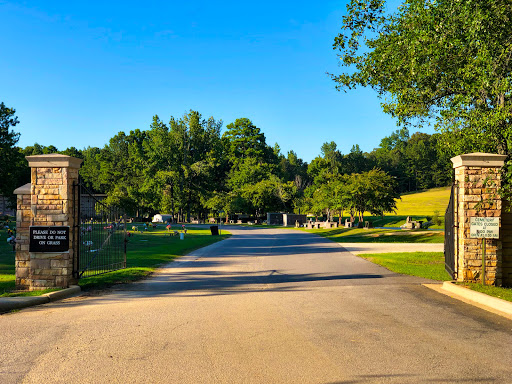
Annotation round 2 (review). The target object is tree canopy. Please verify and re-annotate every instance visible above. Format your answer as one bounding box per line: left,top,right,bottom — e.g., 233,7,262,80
5,104,450,221
332,0,512,156
0,103,25,205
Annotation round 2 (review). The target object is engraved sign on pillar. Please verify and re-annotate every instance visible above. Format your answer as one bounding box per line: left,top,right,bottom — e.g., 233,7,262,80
29,226,70,252
469,217,500,239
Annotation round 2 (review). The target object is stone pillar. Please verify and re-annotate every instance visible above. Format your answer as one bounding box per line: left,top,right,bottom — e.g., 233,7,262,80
452,153,507,285
14,154,82,290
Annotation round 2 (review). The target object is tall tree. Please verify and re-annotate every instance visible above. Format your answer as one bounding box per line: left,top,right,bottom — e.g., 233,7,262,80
0,103,24,206
222,118,273,165
144,111,224,222
92,130,148,215
143,115,179,218
80,146,104,191
341,144,371,175
332,0,512,155
345,169,400,222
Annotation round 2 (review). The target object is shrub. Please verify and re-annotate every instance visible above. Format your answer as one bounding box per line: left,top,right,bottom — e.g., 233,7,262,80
432,210,442,226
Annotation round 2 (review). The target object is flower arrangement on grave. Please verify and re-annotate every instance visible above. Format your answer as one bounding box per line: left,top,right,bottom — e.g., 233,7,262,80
7,234,16,251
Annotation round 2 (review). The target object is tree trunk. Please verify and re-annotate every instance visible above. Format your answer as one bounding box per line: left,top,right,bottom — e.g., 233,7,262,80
170,183,175,222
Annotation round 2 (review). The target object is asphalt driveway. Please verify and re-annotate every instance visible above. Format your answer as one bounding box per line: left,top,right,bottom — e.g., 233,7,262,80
1,227,511,383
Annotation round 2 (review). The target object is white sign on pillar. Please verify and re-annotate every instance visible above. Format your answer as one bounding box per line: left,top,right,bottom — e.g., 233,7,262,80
469,217,500,239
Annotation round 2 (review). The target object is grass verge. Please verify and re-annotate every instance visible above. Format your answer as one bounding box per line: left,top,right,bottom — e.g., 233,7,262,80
360,215,445,229
79,228,231,291
1,288,61,298
359,252,451,281
457,282,512,303
300,227,444,243
1,218,17,296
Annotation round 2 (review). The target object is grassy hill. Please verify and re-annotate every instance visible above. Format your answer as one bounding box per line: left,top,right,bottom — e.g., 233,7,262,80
326,186,450,229
365,186,450,229
395,186,451,216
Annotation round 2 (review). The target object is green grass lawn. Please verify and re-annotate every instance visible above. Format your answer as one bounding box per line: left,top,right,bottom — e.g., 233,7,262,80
358,251,512,302
360,252,452,281
0,219,16,296
457,282,512,303
300,227,444,243
361,214,445,229
395,186,451,216
78,228,230,290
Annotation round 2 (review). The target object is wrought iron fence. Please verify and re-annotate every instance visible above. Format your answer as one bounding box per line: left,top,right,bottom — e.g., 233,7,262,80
444,183,457,279
73,181,126,279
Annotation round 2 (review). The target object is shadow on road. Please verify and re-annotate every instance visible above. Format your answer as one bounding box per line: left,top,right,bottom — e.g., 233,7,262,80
36,226,428,311
128,269,385,292
40,268,389,311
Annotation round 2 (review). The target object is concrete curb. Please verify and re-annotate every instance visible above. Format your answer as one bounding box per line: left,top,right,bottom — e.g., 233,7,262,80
0,285,81,314
425,281,512,320
43,285,81,302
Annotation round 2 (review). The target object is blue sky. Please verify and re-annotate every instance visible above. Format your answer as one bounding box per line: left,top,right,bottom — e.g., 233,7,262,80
1,0,433,162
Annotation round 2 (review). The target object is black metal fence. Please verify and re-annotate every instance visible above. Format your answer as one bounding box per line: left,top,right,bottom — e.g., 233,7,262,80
444,184,457,279
73,181,126,279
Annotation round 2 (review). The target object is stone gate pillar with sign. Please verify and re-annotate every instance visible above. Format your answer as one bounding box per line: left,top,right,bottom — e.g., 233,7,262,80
451,153,508,286
14,154,82,290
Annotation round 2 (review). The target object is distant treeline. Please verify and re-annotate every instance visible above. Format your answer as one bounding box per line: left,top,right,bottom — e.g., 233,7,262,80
7,110,452,220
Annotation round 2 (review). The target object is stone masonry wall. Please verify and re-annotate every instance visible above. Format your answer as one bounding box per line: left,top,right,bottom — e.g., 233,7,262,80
14,155,82,291
15,185,31,289
29,166,78,289
454,165,502,285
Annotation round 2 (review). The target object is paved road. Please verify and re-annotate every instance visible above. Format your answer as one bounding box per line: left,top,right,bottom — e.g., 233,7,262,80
2,227,512,383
